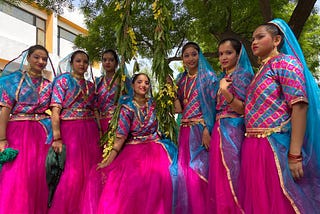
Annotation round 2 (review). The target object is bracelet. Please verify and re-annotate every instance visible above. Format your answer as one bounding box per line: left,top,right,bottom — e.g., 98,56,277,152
53,138,62,142
0,138,7,142
288,152,302,159
288,153,303,162
111,147,119,154
227,94,235,104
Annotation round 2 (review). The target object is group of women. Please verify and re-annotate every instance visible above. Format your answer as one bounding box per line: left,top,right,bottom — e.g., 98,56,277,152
0,18,319,214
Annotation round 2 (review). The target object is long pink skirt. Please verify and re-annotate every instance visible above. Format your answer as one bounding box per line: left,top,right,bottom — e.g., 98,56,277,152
0,120,50,214
48,119,101,214
208,122,243,213
83,141,173,214
176,126,208,214
239,137,295,214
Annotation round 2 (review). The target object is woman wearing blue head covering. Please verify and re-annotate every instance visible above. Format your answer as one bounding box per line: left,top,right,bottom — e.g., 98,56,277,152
207,38,253,213
174,42,218,214
0,45,54,213
239,18,320,213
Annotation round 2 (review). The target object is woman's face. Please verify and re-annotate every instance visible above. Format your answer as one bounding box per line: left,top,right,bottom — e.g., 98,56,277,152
27,49,48,73
102,52,117,73
251,26,276,60
132,74,150,97
218,41,238,72
71,53,89,76
182,46,199,72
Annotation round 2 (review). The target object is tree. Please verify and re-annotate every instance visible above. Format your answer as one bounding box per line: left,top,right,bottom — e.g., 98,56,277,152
74,0,319,71
3,0,319,72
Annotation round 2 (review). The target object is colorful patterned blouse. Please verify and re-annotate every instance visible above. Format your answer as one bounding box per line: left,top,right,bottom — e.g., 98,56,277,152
116,98,160,143
216,68,253,119
0,71,51,114
177,75,203,120
51,73,96,120
95,76,118,118
245,54,308,129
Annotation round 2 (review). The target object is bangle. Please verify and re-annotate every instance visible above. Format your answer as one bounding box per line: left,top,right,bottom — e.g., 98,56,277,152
288,153,302,162
227,94,235,104
53,138,61,142
0,138,7,142
111,147,119,154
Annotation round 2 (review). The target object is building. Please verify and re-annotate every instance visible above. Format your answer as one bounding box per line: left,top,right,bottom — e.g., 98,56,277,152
0,1,89,77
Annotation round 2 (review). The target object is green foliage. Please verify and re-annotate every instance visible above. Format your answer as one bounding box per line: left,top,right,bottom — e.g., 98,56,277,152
151,0,178,143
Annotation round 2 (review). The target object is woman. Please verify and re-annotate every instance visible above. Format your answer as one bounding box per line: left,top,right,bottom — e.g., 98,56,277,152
207,38,253,213
83,73,176,214
96,49,131,134
48,50,101,213
174,42,217,214
0,45,53,213
239,18,320,213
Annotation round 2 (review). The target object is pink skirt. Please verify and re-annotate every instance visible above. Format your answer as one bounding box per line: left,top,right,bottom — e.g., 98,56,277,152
48,119,101,214
208,122,243,213
82,141,173,214
176,126,208,214
0,121,50,214
239,137,295,214
99,117,110,134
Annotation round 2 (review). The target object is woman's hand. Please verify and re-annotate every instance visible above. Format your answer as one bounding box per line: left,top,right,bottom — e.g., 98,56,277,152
97,150,118,169
202,127,211,150
0,140,8,152
52,139,63,153
219,78,232,92
288,160,304,180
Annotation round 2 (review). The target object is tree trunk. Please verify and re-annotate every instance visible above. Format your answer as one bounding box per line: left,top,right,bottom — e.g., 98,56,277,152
259,0,273,22
288,0,317,39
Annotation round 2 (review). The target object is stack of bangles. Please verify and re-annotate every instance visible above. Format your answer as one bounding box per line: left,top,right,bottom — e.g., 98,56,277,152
288,153,303,163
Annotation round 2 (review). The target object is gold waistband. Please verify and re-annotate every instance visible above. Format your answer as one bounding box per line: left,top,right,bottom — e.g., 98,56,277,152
181,118,205,127
63,108,93,112
216,113,243,120
126,133,160,144
10,113,50,121
245,119,290,138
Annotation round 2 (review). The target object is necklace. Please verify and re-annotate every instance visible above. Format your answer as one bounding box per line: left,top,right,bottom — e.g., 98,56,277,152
133,98,149,125
71,72,85,80
71,73,89,101
183,72,197,105
27,70,42,78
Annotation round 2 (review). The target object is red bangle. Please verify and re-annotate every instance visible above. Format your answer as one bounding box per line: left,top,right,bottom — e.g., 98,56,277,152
288,152,302,159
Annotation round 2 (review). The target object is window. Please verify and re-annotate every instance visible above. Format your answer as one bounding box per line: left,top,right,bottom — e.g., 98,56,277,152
58,27,77,56
0,2,46,45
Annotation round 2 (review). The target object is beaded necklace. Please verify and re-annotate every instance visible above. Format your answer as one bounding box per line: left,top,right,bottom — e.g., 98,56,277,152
71,73,89,101
183,72,197,105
